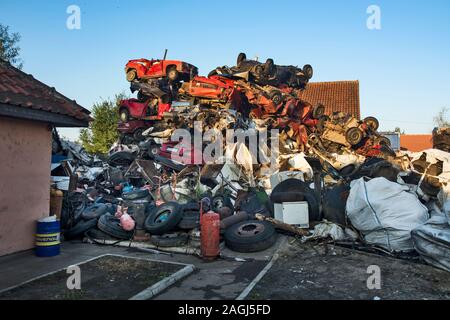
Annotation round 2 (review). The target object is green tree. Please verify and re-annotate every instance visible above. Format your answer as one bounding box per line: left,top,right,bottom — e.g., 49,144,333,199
79,94,126,154
433,107,450,128
0,24,23,69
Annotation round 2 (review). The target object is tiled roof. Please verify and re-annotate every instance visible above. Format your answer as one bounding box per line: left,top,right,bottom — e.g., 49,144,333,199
400,134,433,152
297,81,360,119
0,60,91,124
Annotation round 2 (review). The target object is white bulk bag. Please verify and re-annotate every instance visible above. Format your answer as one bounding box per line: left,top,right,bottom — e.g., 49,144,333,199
346,177,429,252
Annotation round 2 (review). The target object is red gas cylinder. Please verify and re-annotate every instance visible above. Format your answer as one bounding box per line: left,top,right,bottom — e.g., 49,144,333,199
200,210,220,260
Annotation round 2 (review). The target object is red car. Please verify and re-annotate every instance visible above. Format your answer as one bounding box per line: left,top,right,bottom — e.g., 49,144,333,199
180,75,236,101
125,58,198,82
118,98,172,122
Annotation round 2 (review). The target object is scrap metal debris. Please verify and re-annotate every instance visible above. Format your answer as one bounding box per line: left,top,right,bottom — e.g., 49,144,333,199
51,51,450,271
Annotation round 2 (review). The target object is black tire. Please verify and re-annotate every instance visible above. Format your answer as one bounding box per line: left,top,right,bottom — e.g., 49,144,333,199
144,201,183,235
302,64,313,79
64,219,98,240
150,233,188,247
133,128,145,142
264,58,276,77
364,116,379,131
208,69,218,77
269,90,282,105
211,195,233,212
119,108,130,122
312,104,325,119
316,115,330,133
97,214,134,240
376,136,391,146
237,53,247,66
345,127,363,145
122,189,150,200
126,69,137,82
270,179,320,221
322,184,350,225
81,203,108,221
167,67,179,81
224,220,277,253
270,192,305,203
108,151,136,167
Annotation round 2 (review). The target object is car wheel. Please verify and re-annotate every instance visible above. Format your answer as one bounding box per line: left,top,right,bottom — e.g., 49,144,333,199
264,58,276,77
312,104,325,119
144,201,183,235
97,214,134,240
81,203,109,221
345,127,364,145
364,116,379,131
64,219,98,240
126,69,137,82
224,220,277,253
167,67,179,81
316,115,330,133
150,232,189,247
108,151,136,167
376,136,391,146
237,52,247,66
269,90,282,105
119,108,130,122
302,64,314,79
133,128,145,142
122,189,150,201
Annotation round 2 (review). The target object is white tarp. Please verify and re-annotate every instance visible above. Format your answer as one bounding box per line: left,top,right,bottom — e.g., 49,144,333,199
346,177,429,252
411,205,450,272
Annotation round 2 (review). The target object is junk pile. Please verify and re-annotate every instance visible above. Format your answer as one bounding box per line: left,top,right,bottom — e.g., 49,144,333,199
52,52,450,271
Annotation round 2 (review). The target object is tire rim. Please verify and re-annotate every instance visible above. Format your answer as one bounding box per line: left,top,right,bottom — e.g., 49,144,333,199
235,223,265,237
155,210,171,224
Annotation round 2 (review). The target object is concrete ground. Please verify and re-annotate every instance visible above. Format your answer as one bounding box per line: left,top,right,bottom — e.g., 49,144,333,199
1,236,448,300
0,237,284,300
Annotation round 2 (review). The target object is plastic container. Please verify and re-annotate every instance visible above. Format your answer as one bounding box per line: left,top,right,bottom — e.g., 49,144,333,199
35,217,60,257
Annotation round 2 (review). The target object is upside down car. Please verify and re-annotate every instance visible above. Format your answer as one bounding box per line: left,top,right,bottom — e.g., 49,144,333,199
125,57,198,82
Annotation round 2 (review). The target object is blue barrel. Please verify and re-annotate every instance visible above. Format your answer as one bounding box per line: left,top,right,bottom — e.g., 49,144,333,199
35,219,60,257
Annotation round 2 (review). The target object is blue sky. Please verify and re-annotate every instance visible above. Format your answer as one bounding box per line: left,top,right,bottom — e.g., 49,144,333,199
1,0,449,140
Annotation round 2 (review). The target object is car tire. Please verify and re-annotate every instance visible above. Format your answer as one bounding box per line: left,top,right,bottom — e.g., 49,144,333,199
133,128,145,142
345,127,364,145
270,192,305,203
167,67,179,81
150,233,189,247
312,104,325,119
97,214,134,240
144,201,183,235
126,69,137,82
364,116,379,131
108,151,136,167
119,108,130,122
224,220,277,253
64,219,98,240
122,189,150,201
269,90,282,105
302,64,314,79
237,53,247,66
270,179,320,221
81,203,109,221
264,58,276,77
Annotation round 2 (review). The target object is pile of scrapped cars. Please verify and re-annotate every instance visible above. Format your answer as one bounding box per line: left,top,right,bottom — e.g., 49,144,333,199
53,52,449,271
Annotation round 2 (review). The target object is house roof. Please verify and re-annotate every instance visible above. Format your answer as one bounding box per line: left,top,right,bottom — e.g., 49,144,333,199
400,134,433,152
297,80,361,119
0,60,91,127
